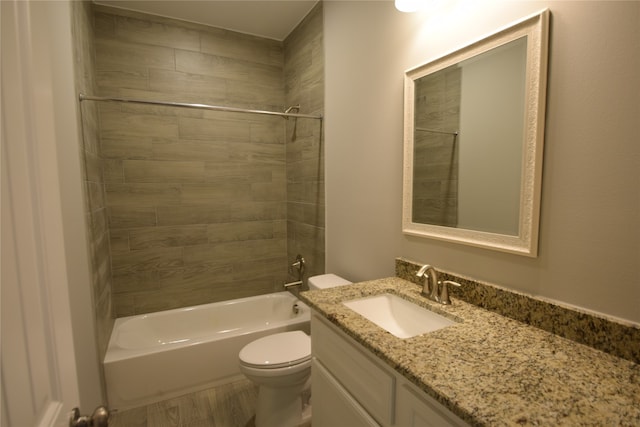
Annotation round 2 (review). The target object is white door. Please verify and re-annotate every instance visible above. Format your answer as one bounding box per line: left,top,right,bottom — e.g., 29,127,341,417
2,1,102,426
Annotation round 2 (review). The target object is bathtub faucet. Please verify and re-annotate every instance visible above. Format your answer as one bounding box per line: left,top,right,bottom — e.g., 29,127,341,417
284,280,303,289
284,254,305,289
291,254,305,276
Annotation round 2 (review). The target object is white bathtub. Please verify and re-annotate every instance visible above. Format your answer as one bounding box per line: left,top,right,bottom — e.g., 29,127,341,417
104,292,310,410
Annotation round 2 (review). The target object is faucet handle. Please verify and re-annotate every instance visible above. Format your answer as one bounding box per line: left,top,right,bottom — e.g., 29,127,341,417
439,280,461,305
289,254,306,279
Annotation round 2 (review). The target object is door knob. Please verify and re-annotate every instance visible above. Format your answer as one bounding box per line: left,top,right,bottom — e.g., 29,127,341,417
69,406,110,427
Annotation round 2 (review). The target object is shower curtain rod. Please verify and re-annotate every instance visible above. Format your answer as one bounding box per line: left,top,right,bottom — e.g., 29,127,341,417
415,127,458,136
78,94,323,120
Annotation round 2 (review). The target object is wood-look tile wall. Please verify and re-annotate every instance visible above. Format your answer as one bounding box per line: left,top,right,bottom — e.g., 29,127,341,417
70,0,114,362
284,3,325,285
413,68,461,226
92,5,323,316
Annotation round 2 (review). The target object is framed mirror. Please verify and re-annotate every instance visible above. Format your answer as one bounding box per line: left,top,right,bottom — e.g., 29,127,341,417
402,10,549,257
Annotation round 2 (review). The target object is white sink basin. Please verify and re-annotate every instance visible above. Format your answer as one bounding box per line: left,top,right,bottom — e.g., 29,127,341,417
342,293,456,339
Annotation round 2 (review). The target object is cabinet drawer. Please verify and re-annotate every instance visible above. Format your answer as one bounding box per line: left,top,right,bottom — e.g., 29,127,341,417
312,359,380,427
312,314,394,425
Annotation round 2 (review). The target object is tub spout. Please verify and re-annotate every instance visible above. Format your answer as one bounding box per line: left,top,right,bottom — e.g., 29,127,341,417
283,280,303,289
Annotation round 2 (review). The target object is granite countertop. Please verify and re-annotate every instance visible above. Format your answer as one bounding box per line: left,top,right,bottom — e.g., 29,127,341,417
299,277,640,426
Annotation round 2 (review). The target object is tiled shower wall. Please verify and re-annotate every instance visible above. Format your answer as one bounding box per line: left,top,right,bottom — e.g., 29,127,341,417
91,4,324,316
284,4,325,284
70,0,114,361
412,67,460,227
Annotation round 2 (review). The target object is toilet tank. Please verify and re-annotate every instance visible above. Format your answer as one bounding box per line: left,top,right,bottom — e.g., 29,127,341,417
308,274,352,290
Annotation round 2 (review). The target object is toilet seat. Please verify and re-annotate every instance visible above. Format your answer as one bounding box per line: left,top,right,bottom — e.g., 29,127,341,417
239,331,310,369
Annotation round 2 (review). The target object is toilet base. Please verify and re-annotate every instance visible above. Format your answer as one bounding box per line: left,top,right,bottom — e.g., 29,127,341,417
300,401,312,427
255,385,307,427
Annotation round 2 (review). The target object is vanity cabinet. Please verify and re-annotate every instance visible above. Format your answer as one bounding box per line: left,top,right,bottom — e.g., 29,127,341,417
395,380,468,427
311,313,468,427
312,360,380,427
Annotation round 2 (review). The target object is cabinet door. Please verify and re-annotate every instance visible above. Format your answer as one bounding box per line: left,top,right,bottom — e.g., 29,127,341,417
312,359,380,427
396,382,469,427
312,315,395,424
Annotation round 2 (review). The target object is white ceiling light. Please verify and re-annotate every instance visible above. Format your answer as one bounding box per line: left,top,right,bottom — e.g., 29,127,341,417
395,0,423,13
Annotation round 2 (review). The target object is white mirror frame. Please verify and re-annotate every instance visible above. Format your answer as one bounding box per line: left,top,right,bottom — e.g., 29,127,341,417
402,9,550,257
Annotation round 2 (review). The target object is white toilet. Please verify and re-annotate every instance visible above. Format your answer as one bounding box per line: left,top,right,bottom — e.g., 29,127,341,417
238,274,351,427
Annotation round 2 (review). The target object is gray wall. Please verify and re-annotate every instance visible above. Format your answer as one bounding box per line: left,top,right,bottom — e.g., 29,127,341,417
325,1,640,324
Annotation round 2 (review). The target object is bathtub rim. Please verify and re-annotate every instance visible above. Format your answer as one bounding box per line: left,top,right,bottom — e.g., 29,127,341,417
104,291,310,364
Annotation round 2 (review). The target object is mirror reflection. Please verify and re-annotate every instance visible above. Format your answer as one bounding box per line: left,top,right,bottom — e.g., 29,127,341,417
402,10,549,256
412,38,526,235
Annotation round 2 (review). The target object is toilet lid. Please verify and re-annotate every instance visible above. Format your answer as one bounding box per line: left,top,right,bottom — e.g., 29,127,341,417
239,331,311,369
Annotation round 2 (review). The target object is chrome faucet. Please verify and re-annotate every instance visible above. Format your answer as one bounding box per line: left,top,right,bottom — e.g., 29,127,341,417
284,254,305,289
416,264,461,305
416,264,439,300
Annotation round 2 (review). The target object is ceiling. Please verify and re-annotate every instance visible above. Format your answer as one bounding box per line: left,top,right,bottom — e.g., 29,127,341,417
94,0,320,41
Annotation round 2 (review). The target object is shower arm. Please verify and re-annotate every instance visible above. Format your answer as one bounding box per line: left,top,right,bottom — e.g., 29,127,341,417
283,105,300,120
